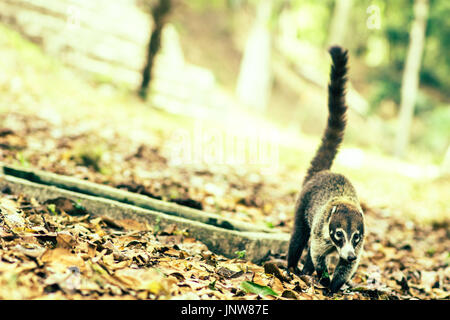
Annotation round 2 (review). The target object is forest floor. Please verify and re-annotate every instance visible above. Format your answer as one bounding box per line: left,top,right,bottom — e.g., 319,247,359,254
0,108,449,300
0,25,449,300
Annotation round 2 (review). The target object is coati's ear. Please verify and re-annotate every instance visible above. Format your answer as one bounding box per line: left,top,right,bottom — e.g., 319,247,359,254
331,205,337,215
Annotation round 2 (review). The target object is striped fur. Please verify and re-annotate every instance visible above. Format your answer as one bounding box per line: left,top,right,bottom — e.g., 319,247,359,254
287,47,365,294
303,46,349,185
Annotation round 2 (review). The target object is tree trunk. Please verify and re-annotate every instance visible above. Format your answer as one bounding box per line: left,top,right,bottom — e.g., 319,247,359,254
394,0,429,158
235,0,273,112
327,0,353,47
139,0,171,99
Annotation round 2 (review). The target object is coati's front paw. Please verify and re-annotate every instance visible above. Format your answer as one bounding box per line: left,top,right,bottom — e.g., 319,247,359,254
328,279,345,294
324,289,337,297
322,281,342,297
319,275,331,288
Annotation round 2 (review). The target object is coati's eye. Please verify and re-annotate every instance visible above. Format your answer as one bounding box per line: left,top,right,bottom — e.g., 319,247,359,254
335,230,344,239
353,233,360,244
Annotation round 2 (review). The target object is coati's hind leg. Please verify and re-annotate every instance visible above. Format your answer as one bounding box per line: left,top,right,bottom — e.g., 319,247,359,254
287,209,310,275
301,249,314,275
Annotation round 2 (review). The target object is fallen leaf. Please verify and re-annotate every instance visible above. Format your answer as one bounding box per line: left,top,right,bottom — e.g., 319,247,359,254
1,198,26,231
115,219,149,231
41,248,86,273
0,226,15,239
216,267,244,279
281,290,298,299
263,262,288,282
239,281,278,297
13,244,46,259
56,232,77,249
269,277,285,295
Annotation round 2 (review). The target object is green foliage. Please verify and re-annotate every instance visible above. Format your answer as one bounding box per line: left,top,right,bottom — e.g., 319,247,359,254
321,270,330,279
16,153,30,168
239,281,278,296
291,2,332,46
47,204,57,216
368,70,402,111
234,250,246,259
361,0,449,138
0,24,59,73
74,200,87,212
413,106,450,155
153,217,161,234
384,1,448,91
265,221,274,229
208,279,217,290
423,0,450,90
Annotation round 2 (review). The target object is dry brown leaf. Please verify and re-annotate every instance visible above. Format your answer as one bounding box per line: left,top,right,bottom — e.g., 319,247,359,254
116,219,150,231
56,232,77,249
281,289,298,299
41,248,86,273
269,277,285,295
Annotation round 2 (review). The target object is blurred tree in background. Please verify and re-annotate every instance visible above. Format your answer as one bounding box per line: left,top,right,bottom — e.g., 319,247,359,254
5,0,445,162
395,0,429,158
183,0,448,162
139,0,172,99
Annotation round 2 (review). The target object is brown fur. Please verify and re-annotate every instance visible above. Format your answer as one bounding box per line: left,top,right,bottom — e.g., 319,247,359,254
286,47,365,294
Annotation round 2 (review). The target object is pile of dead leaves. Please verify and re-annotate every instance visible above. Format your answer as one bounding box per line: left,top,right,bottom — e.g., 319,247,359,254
0,192,329,300
1,190,447,300
1,111,449,300
355,206,450,300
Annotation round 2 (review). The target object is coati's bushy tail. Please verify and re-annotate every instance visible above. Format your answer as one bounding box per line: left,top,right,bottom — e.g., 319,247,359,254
303,46,349,185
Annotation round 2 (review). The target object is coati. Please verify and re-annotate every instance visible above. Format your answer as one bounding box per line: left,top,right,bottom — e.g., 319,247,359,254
286,46,365,294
